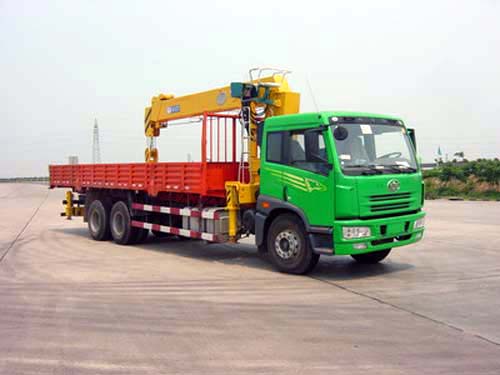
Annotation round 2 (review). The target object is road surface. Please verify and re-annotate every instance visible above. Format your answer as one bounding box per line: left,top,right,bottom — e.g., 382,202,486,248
1,183,499,374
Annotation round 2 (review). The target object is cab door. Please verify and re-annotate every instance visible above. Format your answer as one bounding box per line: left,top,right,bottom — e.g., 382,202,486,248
280,127,334,226
259,130,285,199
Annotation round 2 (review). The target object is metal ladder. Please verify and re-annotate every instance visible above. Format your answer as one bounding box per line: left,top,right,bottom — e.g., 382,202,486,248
238,106,250,184
237,68,291,184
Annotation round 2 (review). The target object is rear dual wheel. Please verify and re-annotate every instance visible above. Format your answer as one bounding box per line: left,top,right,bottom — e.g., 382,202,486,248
87,199,112,241
88,199,148,244
110,201,149,245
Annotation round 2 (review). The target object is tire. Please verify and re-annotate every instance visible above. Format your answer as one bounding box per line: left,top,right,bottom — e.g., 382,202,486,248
351,249,392,264
87,199,111,241
266,214,319,274
134,228,149,244
110,201,138,245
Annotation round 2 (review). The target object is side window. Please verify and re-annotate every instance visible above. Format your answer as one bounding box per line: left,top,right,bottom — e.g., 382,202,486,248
289,129,330,175
266,132,283,163
289,133,306,161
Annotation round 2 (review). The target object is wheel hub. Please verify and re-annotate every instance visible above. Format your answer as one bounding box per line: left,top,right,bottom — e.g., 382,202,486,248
90,211,100,233
275,230,300,260
113,212,125,237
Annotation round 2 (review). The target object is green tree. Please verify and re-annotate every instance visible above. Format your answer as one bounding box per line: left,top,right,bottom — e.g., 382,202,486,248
439,162,466,182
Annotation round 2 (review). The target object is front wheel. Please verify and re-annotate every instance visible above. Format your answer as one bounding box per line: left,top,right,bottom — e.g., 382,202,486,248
267,214,319,274
351,249,391,264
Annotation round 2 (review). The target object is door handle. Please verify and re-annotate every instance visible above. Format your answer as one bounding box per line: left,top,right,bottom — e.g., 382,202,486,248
283,185,288,202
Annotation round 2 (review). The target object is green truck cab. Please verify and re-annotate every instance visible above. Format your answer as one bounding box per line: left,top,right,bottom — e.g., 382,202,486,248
255,111,425,274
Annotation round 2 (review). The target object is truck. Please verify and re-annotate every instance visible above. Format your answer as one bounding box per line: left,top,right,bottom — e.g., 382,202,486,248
49,68,425,274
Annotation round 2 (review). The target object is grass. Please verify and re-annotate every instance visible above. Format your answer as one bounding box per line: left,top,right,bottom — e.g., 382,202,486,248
424,177,500,201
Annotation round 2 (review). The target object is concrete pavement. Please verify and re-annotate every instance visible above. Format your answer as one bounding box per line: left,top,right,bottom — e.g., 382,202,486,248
1,183,499,374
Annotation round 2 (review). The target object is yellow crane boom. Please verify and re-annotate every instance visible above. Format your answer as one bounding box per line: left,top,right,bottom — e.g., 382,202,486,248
143,70,300,241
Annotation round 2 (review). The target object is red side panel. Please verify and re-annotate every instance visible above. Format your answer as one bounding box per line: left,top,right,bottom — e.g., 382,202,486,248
49,162,239,198
149,162,204,196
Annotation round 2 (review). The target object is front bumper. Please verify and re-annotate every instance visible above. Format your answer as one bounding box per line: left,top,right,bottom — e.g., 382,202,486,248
332,211,425,255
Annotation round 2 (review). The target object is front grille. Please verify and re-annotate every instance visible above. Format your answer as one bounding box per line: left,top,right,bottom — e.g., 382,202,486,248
370,192,411,201
369,192,412,213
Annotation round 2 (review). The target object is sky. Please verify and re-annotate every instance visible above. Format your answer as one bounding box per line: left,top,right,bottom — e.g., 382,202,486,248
1,0,499,177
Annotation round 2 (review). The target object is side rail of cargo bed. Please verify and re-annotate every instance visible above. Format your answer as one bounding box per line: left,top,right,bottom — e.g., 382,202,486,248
130,203,229,243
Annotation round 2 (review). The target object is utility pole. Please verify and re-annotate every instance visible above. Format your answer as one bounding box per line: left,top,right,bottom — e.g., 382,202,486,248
92,118,101,163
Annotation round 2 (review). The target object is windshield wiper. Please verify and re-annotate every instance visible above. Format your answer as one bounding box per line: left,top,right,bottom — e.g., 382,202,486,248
385,164,417,174
344,164,384,175
381,165,403,174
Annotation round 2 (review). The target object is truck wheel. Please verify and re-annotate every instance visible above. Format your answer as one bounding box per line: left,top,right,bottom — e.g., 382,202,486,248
266,214,319,274
110,201,138,245
87,199,111,241
351,249,391,264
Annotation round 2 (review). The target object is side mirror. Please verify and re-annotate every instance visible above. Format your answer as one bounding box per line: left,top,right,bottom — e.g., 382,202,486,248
407,128,417,152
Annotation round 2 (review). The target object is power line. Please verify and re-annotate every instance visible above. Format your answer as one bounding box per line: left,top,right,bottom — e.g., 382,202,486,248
92,118,101,163
305,74,320,112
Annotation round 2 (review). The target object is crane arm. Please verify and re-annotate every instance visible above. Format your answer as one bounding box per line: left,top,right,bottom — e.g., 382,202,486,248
145,86,240,136
144,74,300,162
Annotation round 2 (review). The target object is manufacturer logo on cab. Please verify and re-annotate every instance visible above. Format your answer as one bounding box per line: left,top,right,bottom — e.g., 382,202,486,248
387,179,400,192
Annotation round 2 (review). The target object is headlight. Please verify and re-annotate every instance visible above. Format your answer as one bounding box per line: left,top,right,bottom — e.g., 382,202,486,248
343,226,371,239
414,217,425,229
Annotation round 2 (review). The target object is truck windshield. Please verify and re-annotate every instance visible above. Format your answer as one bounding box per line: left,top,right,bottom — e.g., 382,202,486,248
331,123,417,175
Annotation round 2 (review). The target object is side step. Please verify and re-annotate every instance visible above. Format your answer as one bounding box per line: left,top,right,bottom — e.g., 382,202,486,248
131,221,225,242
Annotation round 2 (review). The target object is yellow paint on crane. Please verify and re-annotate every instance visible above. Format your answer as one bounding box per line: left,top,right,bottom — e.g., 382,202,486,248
225,182,240,241
144,75,299,164
62,190,85,219
143,73,300,240
65,190,73,220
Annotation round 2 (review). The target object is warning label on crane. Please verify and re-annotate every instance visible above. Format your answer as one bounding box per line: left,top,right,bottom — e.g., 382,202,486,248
216,91,227,105
166,105,181,114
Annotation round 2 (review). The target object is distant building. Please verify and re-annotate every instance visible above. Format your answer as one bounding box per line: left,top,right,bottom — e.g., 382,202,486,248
68,156,79,165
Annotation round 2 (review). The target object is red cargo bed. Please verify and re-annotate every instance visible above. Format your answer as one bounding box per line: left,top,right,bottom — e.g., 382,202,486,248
49,162,239,198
